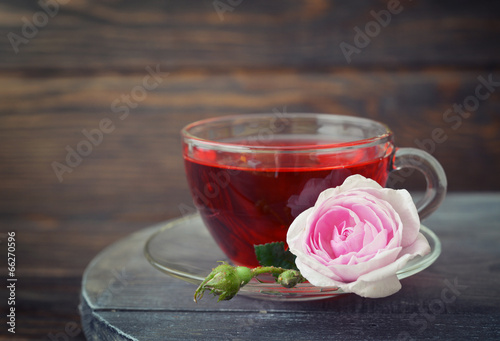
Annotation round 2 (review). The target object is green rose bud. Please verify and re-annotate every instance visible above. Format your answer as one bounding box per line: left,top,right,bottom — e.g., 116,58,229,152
194,262,307,302
194,262,253,302
277,269,306,288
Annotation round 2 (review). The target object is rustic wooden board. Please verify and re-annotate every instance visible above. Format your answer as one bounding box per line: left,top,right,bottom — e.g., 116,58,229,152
79,194,500,340
1,0,499,71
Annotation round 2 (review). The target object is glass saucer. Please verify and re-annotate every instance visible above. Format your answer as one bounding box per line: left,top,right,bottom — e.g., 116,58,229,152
144,214,441,301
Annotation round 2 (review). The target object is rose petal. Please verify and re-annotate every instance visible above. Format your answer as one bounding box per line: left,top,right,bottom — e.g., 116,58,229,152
358,228,388,257
362,188,420,247
338,250,418,297
336,174,383,192
295,254,344,285
343,222,365,253
351,202,384,232
362,220,379,245
326,247,402,282
287,207,313,252
399,232,431,258
341,274,402,298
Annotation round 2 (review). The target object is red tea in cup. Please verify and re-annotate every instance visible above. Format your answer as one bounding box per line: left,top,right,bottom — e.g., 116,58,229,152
182,114,446,267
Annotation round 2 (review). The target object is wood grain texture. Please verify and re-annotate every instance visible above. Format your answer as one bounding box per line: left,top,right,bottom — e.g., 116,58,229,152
0,219,145,341
0,0,499,71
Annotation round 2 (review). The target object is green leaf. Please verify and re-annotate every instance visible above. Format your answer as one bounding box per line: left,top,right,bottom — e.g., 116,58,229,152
254,242,298,270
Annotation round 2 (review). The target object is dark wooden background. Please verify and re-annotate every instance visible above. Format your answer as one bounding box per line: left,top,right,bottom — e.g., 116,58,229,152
0,0,499,340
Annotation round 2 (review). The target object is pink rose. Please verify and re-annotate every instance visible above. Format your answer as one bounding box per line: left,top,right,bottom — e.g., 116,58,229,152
286,174,431,298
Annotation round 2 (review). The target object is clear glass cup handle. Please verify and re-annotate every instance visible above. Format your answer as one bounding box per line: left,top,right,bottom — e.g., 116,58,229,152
391,148,447,220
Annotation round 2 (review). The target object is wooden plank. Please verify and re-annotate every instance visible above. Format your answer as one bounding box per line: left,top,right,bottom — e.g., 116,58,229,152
1,70,499,220
87,309,500,341
0,219,144,341
1,0,499,71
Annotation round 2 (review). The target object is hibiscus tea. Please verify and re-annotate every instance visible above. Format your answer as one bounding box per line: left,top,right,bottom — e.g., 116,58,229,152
184,137,394,267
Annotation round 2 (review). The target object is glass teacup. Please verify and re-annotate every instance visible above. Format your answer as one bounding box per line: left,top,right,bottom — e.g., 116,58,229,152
182,113,446,267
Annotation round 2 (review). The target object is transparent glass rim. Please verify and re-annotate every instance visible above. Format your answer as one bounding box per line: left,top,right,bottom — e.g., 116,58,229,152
181,113,393,154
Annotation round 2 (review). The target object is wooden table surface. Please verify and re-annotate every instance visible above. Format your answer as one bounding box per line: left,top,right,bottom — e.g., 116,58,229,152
2,194,500,340
77,194,500,341
0,1,499,340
